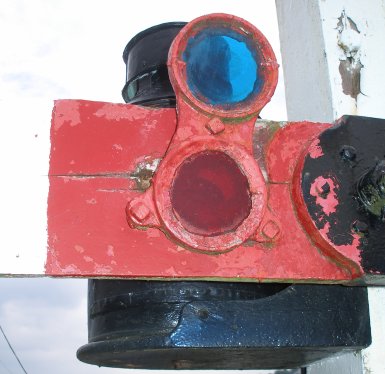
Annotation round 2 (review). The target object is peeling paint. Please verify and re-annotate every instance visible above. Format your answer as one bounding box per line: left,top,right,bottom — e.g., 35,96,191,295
61,264,81,274
74,245,85,253
107,245,114,257
319,222,361,266
165,266,178,276
337,10,363,100
53,100,81,130
310,176,339,216
94,103,149,121
84,256,93,263
308,139,324,159
92,264,113,274
129,157,161,191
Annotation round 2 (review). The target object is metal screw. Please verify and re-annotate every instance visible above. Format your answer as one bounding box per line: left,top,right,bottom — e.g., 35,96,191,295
340,145,357,161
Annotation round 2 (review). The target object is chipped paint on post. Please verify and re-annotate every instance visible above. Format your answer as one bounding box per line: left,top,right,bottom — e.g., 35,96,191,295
276,1,385,373
276,0,385,121
318,0,385,119
337,10,363,101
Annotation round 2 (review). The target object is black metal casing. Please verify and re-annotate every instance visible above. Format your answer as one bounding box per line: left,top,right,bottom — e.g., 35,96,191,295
122,22,186,107
78,281,370,369
301,115,385,285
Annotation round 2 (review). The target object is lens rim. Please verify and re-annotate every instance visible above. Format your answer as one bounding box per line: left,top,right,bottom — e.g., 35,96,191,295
168,13,278,119
153,138,267,253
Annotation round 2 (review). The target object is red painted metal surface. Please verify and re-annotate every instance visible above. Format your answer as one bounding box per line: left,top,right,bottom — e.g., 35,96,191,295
47,99,356,282
46,14,368,283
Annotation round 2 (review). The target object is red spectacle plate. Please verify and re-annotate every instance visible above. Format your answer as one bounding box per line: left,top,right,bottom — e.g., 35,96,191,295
168,13,279,118
126,14,278,252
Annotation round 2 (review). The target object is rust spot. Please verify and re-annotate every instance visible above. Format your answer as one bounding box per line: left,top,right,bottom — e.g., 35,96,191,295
339,58,363,100
336,10,363,100
129,158,161,191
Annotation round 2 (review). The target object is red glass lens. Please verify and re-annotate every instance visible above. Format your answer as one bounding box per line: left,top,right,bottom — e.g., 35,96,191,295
171,151,252,236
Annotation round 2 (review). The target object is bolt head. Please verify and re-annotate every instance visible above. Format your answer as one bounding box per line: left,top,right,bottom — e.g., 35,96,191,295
340,145,357,161
205,118,225,135
262,220,280,240
129,201,150,223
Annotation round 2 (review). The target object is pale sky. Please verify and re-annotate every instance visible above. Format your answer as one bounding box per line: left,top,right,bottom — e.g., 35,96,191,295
0,1,288,373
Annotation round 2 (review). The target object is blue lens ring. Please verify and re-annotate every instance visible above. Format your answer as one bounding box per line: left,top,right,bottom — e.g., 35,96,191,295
168,14,279,118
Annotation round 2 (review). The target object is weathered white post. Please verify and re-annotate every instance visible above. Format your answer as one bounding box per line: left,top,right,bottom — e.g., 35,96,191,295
276,1,385,373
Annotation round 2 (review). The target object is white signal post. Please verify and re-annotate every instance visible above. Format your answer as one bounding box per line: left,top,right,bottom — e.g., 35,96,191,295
276,1,385,373
0,99,50,276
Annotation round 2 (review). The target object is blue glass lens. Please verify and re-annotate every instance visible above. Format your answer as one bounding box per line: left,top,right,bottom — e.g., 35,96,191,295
183,29,260,106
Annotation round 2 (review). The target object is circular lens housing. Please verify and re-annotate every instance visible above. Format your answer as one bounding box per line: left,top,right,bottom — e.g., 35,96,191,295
168,13,278,118
171,150,252,236
154,138,267,252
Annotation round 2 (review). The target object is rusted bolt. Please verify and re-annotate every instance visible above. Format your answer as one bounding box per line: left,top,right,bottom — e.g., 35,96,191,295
351,220,369,236
315,180,330,198
205,117,225,135
340,145,357,161
128,201,150,223
262,220,280,240
197,308,209,320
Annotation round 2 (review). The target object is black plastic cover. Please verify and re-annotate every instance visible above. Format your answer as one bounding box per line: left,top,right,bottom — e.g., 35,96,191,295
122,22,186,107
